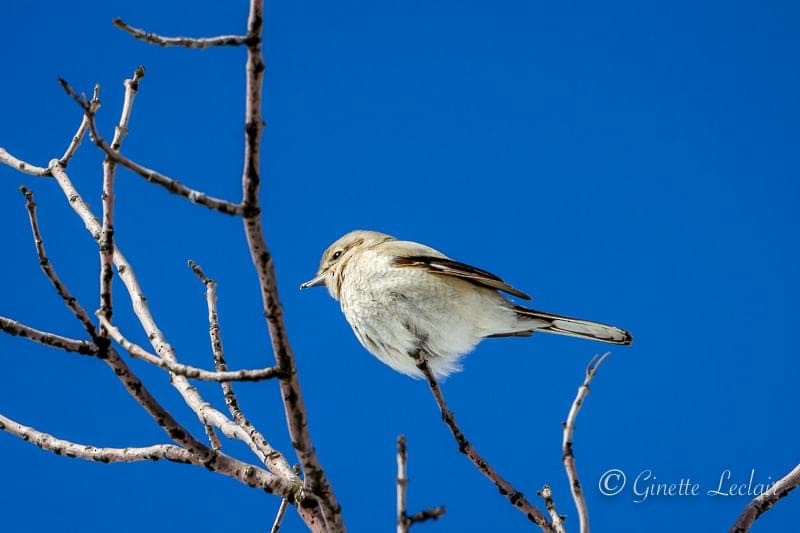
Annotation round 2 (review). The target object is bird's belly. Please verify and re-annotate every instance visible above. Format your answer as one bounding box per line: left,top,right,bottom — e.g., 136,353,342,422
340,270,490,378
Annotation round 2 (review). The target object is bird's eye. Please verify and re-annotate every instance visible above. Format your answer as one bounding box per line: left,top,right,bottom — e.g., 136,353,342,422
331,250,343,260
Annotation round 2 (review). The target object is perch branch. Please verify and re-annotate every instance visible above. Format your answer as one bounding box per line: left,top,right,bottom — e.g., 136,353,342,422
563,352,610,533
730,463,800,533
113,18,249,48
411,352,552,531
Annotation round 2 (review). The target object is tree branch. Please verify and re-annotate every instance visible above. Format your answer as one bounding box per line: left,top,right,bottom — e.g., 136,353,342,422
20,186,97,337
411,352,552,531
0,316,96,355
113,18,249,48
538,485,565,533
397,434,445,533
98,315,281,382
58,77,241,216
59,84,101,166
47,161,298,484
99,67,143,339
563,352,610,533
0,147,49,176
188,261,292,476
236,0,341,529
0,412,194,463
270,498,290,533
730,463,800,533
0,410,299,498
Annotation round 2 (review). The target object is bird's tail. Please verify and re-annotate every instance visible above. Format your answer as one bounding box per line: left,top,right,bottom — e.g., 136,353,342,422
513,306,633,345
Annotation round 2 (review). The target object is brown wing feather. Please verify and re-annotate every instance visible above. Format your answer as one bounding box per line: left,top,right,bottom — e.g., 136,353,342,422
392,255,532,300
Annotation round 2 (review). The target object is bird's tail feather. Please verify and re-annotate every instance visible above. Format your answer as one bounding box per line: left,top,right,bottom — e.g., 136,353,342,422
513,306,633,345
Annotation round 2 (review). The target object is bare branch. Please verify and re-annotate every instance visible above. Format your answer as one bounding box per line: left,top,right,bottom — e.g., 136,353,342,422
0,412,193,463
562,352,611,533
0,147,49,176
16,181,212,459
99,67,144,335
406,508,447,528
411,351,552,531
57,78,243,216
203,421,222,451
397,434,445,533
94,138,243,215
59,84,101,166
731,463,800,533
397,434,409,533
0,316,96,355
98,315,281,382
538,485,565,533
270,498,290,533
113,18,249,48
0,410,299,498
188,261,293,482
20,186,97,337
233,2,341,529
47,161,299,487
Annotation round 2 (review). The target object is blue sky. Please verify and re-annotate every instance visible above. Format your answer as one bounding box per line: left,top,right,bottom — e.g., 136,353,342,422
1,1,798,531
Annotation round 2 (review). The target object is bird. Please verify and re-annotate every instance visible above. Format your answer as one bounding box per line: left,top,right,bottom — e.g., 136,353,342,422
301,230,632,379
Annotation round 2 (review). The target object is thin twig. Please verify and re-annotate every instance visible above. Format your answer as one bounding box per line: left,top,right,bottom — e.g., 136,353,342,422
411,351,553,531
203,421,222,450
563,352,611,533
59,84,101,166
397,435,409,533
397,434,445,533
730,464,800,533
270,498,290,533
99,67,144,337
98,315,281,382
538,485,565,533
188,261,294,480
0,147,49,176
20,186,97,337
406,508,447,527
0,316,96,355
113,18,249,48
58,78,242,216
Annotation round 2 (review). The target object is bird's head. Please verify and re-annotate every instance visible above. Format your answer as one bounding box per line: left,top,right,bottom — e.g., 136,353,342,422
300,230,395,300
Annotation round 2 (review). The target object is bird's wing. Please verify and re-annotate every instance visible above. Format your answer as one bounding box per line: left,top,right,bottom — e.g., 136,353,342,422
387,242,531,300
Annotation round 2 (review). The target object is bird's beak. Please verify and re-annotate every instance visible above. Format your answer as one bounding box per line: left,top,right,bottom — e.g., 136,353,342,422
300,273,326,289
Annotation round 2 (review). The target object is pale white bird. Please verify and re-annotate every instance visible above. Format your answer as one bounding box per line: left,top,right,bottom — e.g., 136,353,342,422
301,230,632,378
